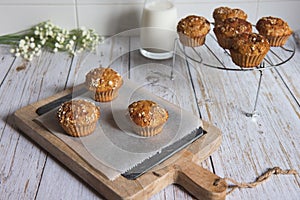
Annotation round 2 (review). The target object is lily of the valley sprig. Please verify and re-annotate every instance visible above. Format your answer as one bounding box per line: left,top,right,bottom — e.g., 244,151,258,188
0,21,103,61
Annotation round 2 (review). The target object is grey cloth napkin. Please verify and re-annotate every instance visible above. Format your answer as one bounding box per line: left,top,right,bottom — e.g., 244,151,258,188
36,79,202,180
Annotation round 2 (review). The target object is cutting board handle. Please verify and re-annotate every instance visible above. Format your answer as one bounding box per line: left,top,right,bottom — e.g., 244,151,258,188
175,161,227,200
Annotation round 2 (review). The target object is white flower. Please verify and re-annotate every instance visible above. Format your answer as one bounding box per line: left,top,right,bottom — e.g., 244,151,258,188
55,42,60,48
1,20,102,61
41,39,46,45
30,43,35,49
28,55,33,61
48,30,54,37
19,39,26,47
22,47,28,53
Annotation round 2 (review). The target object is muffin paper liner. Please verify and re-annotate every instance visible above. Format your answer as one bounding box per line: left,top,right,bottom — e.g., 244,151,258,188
230,51,268,68
178,33,207,47
130,122,166,137
266,35,291,47
94,89,119,102
61,122,97,137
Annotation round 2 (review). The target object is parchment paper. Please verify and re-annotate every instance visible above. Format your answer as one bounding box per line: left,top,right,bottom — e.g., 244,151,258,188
36,79,202,180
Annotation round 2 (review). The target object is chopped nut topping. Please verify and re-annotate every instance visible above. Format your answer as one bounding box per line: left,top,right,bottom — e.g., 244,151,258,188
177,15,210,37
57,99,100,127
128,100,168,127
85,67,123,92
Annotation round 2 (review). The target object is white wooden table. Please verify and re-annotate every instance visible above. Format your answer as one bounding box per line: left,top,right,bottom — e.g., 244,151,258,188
0,33,299,200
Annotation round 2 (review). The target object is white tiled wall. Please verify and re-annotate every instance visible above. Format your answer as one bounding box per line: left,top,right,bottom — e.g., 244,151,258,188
0,0,299,36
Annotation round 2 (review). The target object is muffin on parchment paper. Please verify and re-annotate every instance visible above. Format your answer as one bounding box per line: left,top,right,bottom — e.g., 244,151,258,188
177,15,211,47
213,6,247,26
213,17,252,49
256,16,293,47
57,99,100,137
128,100,169,137
85,67,123,102
229,33,270,68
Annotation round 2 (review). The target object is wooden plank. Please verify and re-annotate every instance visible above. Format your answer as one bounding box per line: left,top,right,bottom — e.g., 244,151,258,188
0,45,15,85
273,46,300,103
0,50,73,199
186,34,300,199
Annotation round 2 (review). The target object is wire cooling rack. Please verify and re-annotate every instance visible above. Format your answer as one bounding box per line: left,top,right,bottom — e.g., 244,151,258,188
172,33,296,117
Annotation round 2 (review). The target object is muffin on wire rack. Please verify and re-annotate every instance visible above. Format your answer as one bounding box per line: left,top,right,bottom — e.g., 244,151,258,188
256,16,293,47
128,100,169,137
213,17,252,49
213,6,247,26
229,33,270,68
177,15,211,47
85,67,123,102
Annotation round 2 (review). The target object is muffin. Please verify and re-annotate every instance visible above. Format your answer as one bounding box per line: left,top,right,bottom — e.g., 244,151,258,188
85,67,123,102
57,99,100,137
213,17,252,49
229,33,270,68
213,6,247,26
256,16,293,47
128,100,169,137
177,15,211,47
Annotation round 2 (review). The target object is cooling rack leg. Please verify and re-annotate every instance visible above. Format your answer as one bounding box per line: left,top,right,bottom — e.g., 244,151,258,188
246,70,263,118
171,38,179,80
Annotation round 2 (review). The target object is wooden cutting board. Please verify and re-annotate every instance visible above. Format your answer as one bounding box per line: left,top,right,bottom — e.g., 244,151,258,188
13,84,227,200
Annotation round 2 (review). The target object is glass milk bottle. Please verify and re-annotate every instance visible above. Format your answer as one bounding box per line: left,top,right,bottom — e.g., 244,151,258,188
140,0,177,60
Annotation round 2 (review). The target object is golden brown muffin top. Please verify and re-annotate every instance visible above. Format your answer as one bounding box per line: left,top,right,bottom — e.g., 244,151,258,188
57,99,100,127
214,18,252,37
85,67,123,92
128,100,168,127
213,6,247,23
177,15,211,37
231,33,270,56
256,16,293,36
